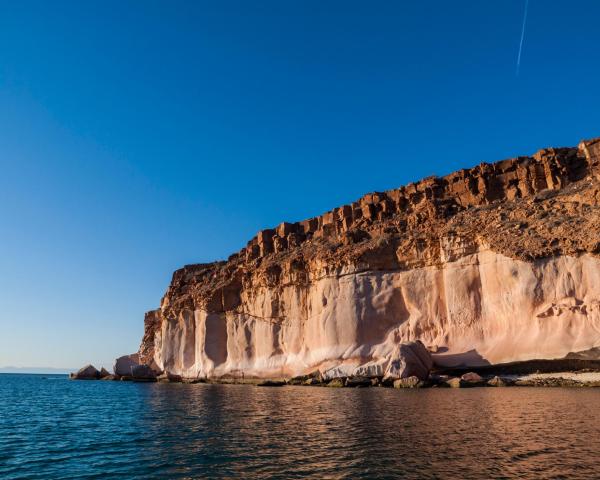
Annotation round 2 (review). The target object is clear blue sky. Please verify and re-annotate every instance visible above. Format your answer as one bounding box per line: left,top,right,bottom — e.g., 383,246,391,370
1,1,599,371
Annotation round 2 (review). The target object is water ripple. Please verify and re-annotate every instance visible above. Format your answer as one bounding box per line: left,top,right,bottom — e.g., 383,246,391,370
2,374,600,479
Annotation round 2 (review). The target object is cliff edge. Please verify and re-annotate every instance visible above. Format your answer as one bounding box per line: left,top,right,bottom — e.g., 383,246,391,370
137,137,600,379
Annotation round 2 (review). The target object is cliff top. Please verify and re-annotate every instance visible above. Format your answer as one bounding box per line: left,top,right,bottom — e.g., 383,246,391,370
160,137,600,315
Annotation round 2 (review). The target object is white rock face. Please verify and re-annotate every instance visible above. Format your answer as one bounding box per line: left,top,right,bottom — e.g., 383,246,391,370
149,250,600,378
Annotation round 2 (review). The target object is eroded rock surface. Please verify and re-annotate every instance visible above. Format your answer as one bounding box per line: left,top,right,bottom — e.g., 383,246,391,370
136,137,600,379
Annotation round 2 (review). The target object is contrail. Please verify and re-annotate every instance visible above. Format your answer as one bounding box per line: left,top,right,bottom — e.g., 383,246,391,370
516,0,529,76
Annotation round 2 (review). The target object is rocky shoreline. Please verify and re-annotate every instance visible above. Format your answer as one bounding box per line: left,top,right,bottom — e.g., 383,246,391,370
70,342,600,388
70,363,600,389
69,369,600,388
73,137,600,387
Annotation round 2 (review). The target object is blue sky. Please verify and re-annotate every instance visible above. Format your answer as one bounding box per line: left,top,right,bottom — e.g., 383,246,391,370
1,1,599,371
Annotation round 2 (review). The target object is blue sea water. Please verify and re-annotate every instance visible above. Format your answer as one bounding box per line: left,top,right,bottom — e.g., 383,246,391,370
2,373,600,479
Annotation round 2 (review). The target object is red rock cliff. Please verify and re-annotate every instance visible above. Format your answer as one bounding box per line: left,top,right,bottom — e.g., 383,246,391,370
138,137,600,378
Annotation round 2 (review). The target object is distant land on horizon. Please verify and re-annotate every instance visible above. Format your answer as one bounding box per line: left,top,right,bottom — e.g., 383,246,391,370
0,366,74,374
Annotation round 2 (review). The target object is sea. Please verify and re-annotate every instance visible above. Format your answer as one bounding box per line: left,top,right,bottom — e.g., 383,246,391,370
1,373,599,479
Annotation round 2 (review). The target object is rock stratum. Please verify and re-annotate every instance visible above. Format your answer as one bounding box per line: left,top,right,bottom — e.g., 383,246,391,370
137,137,600,380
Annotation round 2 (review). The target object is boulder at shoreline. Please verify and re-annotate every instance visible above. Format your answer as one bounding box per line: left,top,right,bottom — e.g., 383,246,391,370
384,341,433,381
69,365,100,380
113,353,140,377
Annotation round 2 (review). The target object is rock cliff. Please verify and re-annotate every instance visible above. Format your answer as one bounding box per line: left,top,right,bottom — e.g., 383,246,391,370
137,137,600,379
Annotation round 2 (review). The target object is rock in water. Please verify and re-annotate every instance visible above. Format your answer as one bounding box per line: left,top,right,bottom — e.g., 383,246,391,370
460,372,484,386
256,380,285,387
393,376,424,388
157,372,183,383
127,137,600,380
130,364,156,380
99,367,111,379
445,377,463,388
303,377,321,386
487,376,508,387
327,378,344,388
461,372,482,382
70,365,100,380
113,353,140,377
288,371,323,385
345,376,372,388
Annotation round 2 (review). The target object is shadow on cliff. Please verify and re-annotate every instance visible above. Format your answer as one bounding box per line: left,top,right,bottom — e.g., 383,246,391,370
432,349,491,368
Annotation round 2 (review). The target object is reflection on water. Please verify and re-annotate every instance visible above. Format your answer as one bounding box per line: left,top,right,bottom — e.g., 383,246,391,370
2,374,600,479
